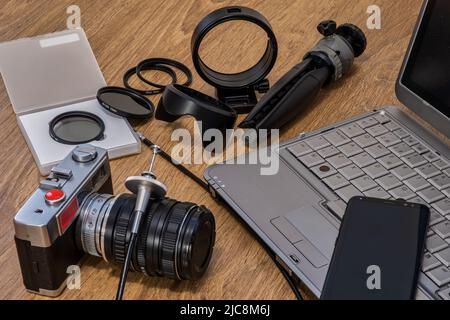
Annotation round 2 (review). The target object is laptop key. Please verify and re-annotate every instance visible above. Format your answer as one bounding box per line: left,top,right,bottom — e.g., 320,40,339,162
409,196,428,206
364,187,391,199
288,142,313,157
338,142,363,157
404,175,430,192
391,164,417,180
339,164,365,180
366,124,388,137
374,113,391,124
427,266,450,287
377,132,401,147
351,175,378,192
341,123,365,138
353,134,378,148
389,185,415,200
376,174,403,190
389,142,414,158
366,143,391,159
422,252,442,272
335,184,363,203
327,153,352,169
317,145,340,158
379,154,403,170
433,199,450,216
386,122,401,132
434,159,450,170
403,136,419,146
433,221,450,239
305,135,330,150
299,152,325,168
415,163,440,179
430,209,445,226
323,130,351,147
412,143,429,155
443,188,450,198
418,186,445,203
423,152,440,162
311,162,337,179
436,248,450,267
357,117,378,129
437,287,450,300
430,174,450,190
426,234,449,253
324,174,350,190
393,128,410,139
350,152,376,168
403,153,428,168
363,163,389,179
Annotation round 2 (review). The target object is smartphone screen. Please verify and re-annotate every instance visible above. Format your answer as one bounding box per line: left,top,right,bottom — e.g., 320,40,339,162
321,197,429,300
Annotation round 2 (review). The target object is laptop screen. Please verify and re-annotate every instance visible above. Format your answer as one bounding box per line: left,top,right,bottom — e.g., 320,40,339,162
402,0,450,118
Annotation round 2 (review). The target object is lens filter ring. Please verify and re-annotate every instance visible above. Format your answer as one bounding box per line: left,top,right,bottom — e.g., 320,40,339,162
49,111,105,145
136,58,193,89
123,63,178,95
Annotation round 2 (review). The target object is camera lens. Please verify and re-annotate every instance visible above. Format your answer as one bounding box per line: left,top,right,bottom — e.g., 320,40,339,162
76,193,215,280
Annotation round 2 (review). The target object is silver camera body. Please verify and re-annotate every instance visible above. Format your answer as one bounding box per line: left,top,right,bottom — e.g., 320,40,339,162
14,145,113,296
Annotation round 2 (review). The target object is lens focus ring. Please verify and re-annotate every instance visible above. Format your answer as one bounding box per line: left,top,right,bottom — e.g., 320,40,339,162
160,203,196,279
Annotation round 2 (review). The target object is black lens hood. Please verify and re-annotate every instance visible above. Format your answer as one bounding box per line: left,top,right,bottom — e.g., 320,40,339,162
155,84,237,147
191,6,278,89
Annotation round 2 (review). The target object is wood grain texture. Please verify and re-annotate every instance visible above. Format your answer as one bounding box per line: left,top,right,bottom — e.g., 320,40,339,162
0,0,432,300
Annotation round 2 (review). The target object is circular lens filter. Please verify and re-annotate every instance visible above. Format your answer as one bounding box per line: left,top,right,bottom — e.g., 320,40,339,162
49,111,105,145
97,86,154,120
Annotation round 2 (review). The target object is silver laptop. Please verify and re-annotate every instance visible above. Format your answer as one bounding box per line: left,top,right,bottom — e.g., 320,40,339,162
205,0,450,300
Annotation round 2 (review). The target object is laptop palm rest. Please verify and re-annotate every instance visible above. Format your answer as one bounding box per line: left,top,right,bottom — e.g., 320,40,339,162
285,205,338,260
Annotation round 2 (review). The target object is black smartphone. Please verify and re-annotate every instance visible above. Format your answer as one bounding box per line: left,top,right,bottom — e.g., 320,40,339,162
321,197,430,300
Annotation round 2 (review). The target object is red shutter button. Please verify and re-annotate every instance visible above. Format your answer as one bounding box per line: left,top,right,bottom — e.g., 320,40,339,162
45,189,66,205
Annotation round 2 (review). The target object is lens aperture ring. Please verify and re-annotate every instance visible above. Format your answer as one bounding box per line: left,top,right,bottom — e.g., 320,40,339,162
160,203,197,279
78,193,114,258
136,201,158,275
112,201,134,266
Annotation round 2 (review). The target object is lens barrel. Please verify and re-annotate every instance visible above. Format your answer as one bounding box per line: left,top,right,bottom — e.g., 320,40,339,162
76,193,215,281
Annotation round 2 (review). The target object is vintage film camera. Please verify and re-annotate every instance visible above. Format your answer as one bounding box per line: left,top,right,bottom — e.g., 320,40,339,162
14,145,215,297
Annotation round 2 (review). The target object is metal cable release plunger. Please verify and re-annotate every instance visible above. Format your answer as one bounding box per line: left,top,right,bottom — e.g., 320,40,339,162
116,145,168,300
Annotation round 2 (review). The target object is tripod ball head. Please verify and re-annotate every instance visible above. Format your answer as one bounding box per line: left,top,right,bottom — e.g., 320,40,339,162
305,20,367,82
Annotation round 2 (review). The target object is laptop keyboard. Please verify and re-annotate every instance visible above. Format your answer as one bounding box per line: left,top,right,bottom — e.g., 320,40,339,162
287,111,450,299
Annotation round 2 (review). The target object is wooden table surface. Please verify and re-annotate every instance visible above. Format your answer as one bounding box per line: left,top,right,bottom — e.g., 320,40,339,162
0,0,432,300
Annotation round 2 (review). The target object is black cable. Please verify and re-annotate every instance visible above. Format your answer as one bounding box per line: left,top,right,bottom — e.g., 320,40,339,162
272,256,304,300
137,131,304,300
116,232,138,300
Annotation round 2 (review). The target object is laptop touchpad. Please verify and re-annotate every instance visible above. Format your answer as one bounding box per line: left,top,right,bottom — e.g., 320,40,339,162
285,205,338,259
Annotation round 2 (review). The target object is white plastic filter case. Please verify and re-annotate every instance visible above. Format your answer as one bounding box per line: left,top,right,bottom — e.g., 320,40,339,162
0,28,140,175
